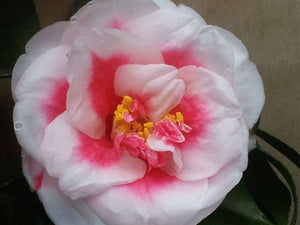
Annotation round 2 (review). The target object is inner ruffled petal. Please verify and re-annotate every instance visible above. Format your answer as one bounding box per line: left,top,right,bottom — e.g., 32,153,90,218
110,95,191,173
66,29,163,139
114,64,185,121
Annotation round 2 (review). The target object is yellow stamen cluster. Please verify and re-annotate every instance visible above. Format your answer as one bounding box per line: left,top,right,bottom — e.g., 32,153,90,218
164,111,184,123
138,121,154,139
113,96,154,139
113,96,185,141
113,96,132,128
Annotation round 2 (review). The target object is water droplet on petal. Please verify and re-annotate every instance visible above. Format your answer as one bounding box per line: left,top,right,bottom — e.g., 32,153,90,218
25,45,29,51
66,52,70,58
70,16,77,23
14,121,24,130
87,1,93,7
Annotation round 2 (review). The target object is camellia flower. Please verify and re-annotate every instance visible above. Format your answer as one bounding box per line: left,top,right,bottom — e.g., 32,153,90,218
12,0,264,224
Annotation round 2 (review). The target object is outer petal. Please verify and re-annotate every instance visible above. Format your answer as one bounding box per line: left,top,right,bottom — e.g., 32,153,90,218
124,10,234,83
248,134,257,151
126,10,263,128
12,22,68,94
213,26,265,128
66,29,163,138
38,174,105,225
41,112,146,199
115,64,184,121
152,0,206,25
61,0,159,45
202,149,248,208
177,4,206,25
14,100,49,163
151,0,176,9
13,46,69,163
124,9,201,47
173,66,249,181
13,46,69,102
86,169,208,225
22,152,44,191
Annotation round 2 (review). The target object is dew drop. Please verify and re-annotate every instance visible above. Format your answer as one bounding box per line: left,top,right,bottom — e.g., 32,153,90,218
87,1,93,7
66,52,70,58
25,45,29,51
70,16,77,23
14,121,24,130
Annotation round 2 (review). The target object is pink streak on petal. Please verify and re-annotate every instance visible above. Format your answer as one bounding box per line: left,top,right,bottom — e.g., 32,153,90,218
130,99,146,116
88,53,129,132
153,120,185,143
125,169,177,201
122,136,168,169
123,113,137,123
161,46,201,69
171,95,210,149
106,18,123,29
77,132,121,167
43,79,69,123
33,170,44,191
178,122,192,133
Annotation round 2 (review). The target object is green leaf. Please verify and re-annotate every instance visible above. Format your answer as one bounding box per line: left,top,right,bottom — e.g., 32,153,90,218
255,129,300,168
0,0,40,67
199,182,274,225
0,72,11,79
243,148,292,225
257,147,298,225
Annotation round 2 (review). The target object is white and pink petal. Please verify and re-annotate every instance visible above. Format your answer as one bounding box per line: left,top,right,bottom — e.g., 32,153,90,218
115,64,184,122
41,112,146,199
38,173,105,225
12,22,68,94
171,66,248,181
61,0,159,46
66,30,163,138
13,46,70,163
14,100,50,163
151,0,206,25
213,26,265,129
13,46,69,102
147,134,183,173
124,10,234,82
87,169,208,225
151,0,177,9
202,149,248,208
22,152,45,190
176,4,206,25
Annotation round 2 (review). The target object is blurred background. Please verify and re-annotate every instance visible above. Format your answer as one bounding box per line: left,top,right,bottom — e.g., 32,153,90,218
0,0,299,224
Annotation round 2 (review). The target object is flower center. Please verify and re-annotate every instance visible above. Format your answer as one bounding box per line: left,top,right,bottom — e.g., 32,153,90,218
113,95,153,140
112,95,192,171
